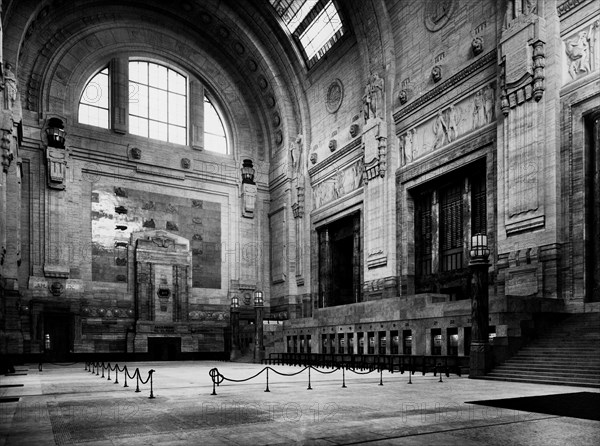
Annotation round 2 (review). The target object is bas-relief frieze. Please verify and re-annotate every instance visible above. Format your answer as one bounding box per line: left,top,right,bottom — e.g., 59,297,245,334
312,159,364,210
562,20,599,85
398,83,496,166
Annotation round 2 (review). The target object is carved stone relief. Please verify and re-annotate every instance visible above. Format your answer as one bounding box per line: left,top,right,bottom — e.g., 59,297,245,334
424,0,455,32
563,20,598,84
363,72,384,123
398,83,496,166
312,158,364,210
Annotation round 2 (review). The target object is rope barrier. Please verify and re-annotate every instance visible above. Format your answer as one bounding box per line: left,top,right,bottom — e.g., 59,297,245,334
208,364,398,396
84,361,155,398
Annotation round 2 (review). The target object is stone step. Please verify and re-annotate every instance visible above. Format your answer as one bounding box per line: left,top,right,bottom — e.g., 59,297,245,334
494,367,600,377
482,376,600,388
496,364,600,372
504,357,600,364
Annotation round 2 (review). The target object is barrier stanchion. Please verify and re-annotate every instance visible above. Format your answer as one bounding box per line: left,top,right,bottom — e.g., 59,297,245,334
114,365,119,384
96,363,100,376
265,368,270,393
101,363,105,378
107,363,111,381
123,366,129,388
149,370,155,399
379,368,383,386
342,367,346,388
135,369,141,393
307,367,312,390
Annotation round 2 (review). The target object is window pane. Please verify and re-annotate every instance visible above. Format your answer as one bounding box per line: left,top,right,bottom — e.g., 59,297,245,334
169,70,186,95
204,132,227,154
148,63,168,90
204,99,225,136
129,83,148,118
79,68,109,129
129,61,148,84
128,61,188,145
168,125,187,145
169,93,186,126
149,87,168,121
149,121,168,141
130,116,148,138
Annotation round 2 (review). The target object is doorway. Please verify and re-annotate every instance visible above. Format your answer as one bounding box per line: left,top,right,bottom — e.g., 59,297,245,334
148,337,181,360
43,313,72,362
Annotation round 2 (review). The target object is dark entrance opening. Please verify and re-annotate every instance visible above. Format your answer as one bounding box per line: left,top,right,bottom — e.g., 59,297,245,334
318,212,361,307
43,312,72,362
148,337,181,360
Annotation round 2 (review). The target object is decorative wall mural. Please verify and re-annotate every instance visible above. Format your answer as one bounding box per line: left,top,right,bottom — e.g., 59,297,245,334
91,186,221,288
398,82,496,166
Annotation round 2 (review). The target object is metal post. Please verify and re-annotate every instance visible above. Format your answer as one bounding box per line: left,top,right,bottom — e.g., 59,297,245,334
230,298,241,361
149,370,155,399
342,367,346,388
114,367,119,384
307,367,312,390
107,364,111,381
135,370,140,392
379,368,383,386
265,368,270,392
123,367,129,387
469,235,491,378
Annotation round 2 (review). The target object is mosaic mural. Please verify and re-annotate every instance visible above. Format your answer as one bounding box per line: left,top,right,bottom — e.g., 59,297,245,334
91,187,221,288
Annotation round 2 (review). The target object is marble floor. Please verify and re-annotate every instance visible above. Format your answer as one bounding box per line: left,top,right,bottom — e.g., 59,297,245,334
1,361,598,445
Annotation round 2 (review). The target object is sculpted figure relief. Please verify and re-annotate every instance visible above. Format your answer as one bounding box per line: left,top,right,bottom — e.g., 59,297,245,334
3,63,18,109
565,23,596,80
363,72,384,122
433,110,448,149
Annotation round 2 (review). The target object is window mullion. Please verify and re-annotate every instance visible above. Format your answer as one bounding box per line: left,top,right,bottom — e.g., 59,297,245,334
190,80,204,150
111,56,129,134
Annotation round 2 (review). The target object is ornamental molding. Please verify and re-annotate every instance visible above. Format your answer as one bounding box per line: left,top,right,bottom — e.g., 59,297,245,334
393,50,496,124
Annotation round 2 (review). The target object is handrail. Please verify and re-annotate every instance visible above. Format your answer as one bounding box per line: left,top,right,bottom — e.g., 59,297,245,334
208,365,388,395
84,361,155,398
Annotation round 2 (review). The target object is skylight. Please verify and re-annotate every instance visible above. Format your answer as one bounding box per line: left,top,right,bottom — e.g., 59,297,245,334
269,0,344,66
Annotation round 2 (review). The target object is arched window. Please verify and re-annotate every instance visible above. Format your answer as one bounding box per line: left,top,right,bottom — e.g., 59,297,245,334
78,67,109,128
204,95,228,154
129,61,187,145
77,60,230,154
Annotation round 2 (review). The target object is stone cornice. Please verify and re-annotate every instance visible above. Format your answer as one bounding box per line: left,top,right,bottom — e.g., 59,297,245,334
393,50,496,124
307,137,362,178
557,0,593,17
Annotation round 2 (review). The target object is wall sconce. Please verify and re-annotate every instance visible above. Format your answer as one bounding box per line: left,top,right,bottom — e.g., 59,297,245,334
470,233,490,260
241,159,255,184
241,159,257,218
231,294,240,311
46,117,66,149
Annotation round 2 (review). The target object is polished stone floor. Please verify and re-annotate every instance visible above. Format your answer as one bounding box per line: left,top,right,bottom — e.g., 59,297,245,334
1,361,599,445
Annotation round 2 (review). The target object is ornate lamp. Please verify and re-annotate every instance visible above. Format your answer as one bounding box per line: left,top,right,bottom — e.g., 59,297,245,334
253,289,264,307
46,118,66,149
468,232,491,378
241,159,255,184
231,294,239,310
470,234,490,260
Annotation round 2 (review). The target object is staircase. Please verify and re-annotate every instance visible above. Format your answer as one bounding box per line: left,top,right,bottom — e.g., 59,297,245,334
486,313,600,387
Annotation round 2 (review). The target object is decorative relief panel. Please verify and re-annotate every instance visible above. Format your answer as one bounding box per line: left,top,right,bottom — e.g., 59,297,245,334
398,82,496,166
312,158,364,210
562,20,599,85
